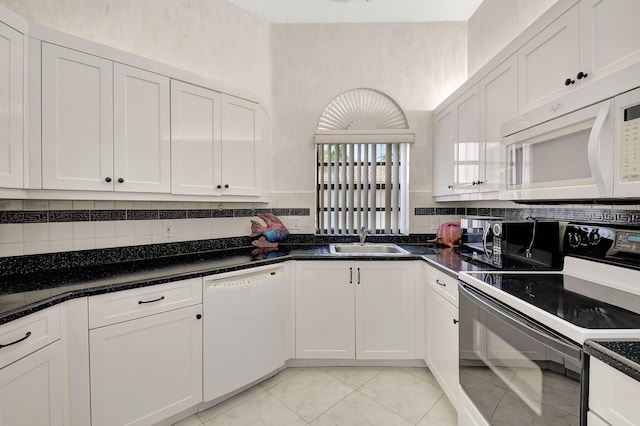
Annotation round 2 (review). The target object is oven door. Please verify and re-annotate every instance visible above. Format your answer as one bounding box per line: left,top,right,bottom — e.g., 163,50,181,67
458,282,584,425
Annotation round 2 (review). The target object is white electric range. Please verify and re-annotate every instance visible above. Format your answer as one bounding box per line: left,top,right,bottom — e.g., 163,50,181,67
457,223,640,426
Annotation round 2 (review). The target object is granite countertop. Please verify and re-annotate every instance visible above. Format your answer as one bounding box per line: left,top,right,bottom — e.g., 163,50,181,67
585,339,640,382
0,243,483,325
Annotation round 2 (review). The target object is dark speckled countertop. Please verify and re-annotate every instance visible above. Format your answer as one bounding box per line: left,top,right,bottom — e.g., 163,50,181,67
585,340,640,382
0,243,485,325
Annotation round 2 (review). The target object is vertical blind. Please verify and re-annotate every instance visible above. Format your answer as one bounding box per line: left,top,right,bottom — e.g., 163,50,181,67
316,142,406,234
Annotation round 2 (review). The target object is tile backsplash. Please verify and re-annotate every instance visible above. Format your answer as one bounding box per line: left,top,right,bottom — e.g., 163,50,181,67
414,205,640,225
3,198,640,259
0,200,311,258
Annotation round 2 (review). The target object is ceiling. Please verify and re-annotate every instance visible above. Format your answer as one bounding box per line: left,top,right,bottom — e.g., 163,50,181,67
224,0,484,24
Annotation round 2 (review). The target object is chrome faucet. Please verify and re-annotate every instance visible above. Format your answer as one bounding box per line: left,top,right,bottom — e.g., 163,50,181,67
359,227,369,245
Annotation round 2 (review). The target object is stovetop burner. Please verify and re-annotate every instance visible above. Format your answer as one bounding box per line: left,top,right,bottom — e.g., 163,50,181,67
472,272,640,329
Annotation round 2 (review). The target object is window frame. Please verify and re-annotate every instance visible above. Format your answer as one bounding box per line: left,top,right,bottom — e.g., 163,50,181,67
314,130,414,235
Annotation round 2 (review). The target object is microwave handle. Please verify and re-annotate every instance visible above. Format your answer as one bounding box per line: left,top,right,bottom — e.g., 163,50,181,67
588,100,612,196
482,224,491,259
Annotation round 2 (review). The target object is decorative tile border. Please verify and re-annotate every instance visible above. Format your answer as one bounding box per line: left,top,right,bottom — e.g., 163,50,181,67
414,206,640,226
0,208,311,224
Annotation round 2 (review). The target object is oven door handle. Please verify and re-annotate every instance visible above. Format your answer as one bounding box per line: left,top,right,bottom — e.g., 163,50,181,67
458,282,582,361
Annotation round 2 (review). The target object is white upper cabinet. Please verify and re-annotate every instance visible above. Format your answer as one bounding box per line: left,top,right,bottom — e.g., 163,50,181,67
518,5,580,113
454,85,481,193
171,84,263,198
0,21,23,189
113,63,170,193
479,55,518,193
171,80,222,196
432,106,456,197
434,66,515,200
42,43,114,191
519,0,640,114
42,44,173,193
580,0,640,88
221,94,261,196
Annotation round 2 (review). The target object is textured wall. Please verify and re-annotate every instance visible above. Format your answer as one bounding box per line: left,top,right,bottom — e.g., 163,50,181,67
269,22,468,234
467,0,558,77
0,0,272,106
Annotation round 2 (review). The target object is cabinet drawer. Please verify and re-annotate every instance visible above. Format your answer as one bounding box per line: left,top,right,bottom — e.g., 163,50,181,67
425,265,458,305
0,306,61,369
89,278,202,328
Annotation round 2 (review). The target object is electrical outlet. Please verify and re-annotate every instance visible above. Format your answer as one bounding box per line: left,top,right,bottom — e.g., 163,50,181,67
163,222,173,238
288,218,300,231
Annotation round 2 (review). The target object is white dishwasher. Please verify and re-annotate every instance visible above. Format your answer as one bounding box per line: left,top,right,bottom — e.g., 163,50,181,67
202,265,285,402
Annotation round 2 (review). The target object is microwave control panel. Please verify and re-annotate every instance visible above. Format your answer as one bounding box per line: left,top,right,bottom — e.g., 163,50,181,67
621,103,640,181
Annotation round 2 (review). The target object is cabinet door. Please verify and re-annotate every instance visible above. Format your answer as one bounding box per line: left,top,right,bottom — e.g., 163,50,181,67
480,55,518,193
454,85,481,192
42,43,114,190
89,304,202,426
0,22,23,188
518,5,580,112
356,262,416,359
221,94,261,196
580,0,640,86
433,106,456,197
426,287,459,408
0,340,65,426
171,80,222,195
113,64,170,193
295,262,355,359
589,356,640,425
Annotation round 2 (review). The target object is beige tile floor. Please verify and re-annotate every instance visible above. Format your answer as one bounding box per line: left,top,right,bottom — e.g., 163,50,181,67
173,366,457,426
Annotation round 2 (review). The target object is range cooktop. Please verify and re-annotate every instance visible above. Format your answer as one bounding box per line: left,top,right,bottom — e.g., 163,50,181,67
468,272,640,330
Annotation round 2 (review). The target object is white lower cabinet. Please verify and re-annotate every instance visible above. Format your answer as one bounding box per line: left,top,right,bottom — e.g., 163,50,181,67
588,356,640,425
90,304,202,426
89,280,203,426
0,304,67,426
0,340,65,426
424,265,459,409
295,261,417,360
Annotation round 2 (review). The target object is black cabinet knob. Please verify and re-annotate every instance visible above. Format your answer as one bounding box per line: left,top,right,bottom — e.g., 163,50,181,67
447,185,453,189
105,177,112,182
453,319,459,325
196,314,202,320
576,71,588,80
564,78,575,86
224,184,229,189
216,184,222,189
117,177,124,183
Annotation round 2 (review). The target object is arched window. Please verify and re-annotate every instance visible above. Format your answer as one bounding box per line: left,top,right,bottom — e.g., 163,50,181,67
315,88,414,235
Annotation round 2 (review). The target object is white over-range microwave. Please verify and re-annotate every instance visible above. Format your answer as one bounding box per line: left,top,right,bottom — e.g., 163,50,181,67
500,87,640,201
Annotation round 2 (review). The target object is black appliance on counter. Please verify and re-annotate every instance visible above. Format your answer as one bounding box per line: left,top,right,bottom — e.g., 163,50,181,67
459,216,563,269
457,223,640,426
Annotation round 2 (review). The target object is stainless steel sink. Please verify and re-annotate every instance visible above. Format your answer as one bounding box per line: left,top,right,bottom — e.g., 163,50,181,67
329,243,410,255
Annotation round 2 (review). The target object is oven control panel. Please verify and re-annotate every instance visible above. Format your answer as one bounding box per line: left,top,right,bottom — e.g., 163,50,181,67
563,224,615,257
564,224,640,258
615,230,640,254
